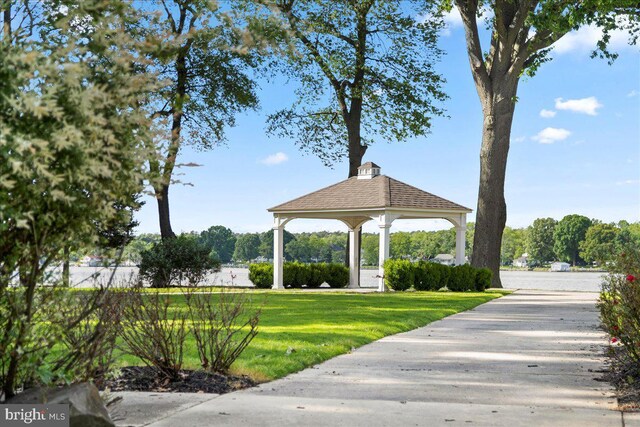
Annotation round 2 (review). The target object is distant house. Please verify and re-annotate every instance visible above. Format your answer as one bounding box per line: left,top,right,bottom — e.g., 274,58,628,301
433,254,455,266
513,255,528,268
550,262,570,272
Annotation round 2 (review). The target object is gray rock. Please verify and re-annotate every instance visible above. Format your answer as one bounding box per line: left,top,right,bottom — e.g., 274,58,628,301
8,382,114,427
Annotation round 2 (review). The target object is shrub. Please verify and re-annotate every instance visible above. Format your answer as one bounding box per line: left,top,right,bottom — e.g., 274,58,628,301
475,268,493,291
448,264,476,291
57,289,126,388
307,263,327,288
184,288,261,373
138,235,220,287
413,261,429,291
384,259,414,291
326,263,349,288
598,247,640,362
248,263,273,289
283,262,302,288
119,288,189,380
415,262,445,291
432,263,451,290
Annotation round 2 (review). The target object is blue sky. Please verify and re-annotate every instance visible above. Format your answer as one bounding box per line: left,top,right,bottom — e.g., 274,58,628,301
134,9,640,235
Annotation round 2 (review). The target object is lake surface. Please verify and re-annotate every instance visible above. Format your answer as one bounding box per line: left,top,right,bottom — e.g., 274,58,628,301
63,266,605,292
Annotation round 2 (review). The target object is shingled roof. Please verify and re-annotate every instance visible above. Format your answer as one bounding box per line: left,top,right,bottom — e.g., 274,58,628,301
268,175,471,213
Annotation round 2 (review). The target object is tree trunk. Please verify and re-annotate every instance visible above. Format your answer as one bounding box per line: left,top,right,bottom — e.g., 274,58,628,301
3,4,10,40
62,245,70,287
156,184,176,239
471,84,518,288
344,118,366,269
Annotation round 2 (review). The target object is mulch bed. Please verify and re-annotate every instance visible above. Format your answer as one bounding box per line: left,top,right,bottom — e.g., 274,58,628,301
602,346,640,411
103,366,256,394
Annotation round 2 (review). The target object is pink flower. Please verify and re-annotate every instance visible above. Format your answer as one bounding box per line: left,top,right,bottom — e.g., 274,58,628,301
613,325,619,331
626,275,636,283
611,337,618,343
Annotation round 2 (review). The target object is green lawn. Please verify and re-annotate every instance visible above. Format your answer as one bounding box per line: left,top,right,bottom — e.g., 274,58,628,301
116,290,505,382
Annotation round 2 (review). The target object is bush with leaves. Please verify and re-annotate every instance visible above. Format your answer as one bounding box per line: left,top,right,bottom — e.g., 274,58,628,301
325,263,349,288
138,235,220,288
383,259,414,291
119,288,189,380
448,265,476,292
184,289,261,373
598,247,640,362
475,268,493,291
0,0,159,399
307,263,327,288
248,263,273,289
416,262,444,291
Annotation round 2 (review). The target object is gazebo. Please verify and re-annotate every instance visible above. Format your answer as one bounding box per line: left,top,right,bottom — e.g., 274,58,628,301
268,162,472,291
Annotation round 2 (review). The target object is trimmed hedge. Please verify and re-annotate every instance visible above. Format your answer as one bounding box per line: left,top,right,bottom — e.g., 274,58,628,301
248,262,348,289
325,263,349,288
383,259,491,292
248,263,273,289
384,259,414,291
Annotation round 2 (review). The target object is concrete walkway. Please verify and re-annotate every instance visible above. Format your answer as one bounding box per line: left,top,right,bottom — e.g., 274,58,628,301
115,290,625,427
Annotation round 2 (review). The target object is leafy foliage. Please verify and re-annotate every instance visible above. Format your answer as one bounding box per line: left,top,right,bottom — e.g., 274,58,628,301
135,0,260,237
598,246,640,362
248,263,274,289
553,215,593,266
384,259,415,291
580,223,620,264
243,0,446,167
325,263,350,289
0,0,158,399
199,226,237,264
526,218,557,264
233,233,262,262
138,235,220,287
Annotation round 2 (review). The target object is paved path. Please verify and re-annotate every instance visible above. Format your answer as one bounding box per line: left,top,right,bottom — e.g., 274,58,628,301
116,290,624,427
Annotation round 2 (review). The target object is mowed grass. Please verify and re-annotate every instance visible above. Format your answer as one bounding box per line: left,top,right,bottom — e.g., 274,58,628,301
115,290,505,382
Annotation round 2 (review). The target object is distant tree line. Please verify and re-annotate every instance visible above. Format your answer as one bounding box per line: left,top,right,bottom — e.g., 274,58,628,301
93,215,637,268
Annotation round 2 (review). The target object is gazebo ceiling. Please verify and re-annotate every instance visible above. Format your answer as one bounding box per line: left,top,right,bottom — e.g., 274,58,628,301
268,174,471,214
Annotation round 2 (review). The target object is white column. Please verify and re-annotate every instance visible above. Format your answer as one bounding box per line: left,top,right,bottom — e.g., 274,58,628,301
455,213,466,266
348,227,361,289
378,219,391,292
273,217,284,289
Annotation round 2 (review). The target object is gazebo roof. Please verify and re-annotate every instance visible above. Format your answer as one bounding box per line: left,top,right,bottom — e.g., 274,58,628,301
269,173,471,213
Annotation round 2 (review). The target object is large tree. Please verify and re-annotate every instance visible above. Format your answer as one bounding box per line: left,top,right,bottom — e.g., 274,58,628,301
0,0,157,398
246,0,446,175
579,222,619,264
452,0,639,286
553,214,592,265
526,217,557,264
199,225,237,263
138,0,259,239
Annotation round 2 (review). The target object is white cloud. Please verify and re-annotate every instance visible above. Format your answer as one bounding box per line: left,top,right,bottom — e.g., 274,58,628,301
554,97,602,116
616,179,640,186
551,21,632,55
512,136,526,143
539,109,556,118
260,152,289,166
532,127,571,144
628,90,639,98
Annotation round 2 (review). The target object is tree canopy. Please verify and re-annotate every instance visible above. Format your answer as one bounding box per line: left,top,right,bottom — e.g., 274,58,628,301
242,0,446,175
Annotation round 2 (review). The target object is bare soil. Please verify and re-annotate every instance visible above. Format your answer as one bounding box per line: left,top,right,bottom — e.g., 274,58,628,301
103,366,255,394
603,347,640,411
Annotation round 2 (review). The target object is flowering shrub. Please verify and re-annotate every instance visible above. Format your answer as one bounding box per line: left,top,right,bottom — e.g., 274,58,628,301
598,247,640,361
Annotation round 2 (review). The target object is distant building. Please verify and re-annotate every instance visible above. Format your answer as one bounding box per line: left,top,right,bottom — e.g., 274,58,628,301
550,262,570,272
513,255,528,268
433,254,455,266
